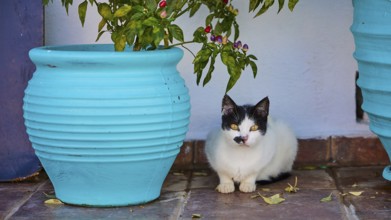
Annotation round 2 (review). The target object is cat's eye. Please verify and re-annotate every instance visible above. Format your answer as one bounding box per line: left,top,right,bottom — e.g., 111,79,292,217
230,124,239,131
250,125,259,131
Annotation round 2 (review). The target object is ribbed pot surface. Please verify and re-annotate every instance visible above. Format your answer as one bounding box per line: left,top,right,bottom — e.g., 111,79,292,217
352,0,391,180
23,44,191,206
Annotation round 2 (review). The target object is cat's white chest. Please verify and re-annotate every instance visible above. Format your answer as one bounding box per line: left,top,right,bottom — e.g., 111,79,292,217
220,145,263,182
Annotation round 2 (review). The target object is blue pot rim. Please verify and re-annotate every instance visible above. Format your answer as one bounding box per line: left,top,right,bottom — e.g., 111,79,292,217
30,44,182,56
29,44,184,64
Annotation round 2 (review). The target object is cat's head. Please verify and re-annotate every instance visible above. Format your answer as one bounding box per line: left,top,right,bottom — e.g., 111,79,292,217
221,95,269,147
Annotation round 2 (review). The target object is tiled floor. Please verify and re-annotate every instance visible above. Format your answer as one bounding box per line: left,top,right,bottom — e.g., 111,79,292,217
1,166,390,220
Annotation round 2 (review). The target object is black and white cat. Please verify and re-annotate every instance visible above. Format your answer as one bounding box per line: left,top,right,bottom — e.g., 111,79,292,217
205,95,298,193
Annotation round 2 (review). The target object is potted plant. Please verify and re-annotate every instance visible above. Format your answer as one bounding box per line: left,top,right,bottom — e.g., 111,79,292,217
23,0,299,206
351,0,391,181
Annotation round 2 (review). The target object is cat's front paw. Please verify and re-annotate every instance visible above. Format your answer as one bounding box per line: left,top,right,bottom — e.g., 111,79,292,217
239,182,256,193
216,183,235,193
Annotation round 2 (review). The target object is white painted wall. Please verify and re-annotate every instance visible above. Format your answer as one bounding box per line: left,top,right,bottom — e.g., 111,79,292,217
45,0,372,140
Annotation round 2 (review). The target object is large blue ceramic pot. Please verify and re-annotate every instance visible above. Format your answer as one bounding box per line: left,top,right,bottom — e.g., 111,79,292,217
351,0,391,180
23,44,191,206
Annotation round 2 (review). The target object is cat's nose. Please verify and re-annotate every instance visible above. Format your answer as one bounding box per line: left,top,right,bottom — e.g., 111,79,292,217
241,135,249,142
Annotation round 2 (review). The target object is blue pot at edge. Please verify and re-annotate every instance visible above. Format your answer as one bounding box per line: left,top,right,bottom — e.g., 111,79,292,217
351,0,391,180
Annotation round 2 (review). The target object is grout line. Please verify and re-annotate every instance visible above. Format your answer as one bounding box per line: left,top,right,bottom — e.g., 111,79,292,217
327,167,360,220
4,180,48,220
174,190,191,220
343,204,360,220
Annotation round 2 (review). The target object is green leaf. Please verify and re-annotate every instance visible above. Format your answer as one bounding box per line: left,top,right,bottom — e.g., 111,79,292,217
98,3,113,20
132,5,145,13
61,0,72,15
153,26,165,47
140,27,154,48
203,55,216,86
114,35,126,51
168,24,184,42
114,5,132,18
131,12,145,20
189,2,202,17
175,0,187,10
278,0,284,13
260,193,285,205
221,52,236,67
233,21,240,41
44,199,63,205
249,60,258,78
214,22,223,35
254,0,275,17
143,17,159,27
288,0,299,11
43,0,50,6
145,0,157,12
95,31,106,42
284,176,299,193
98,18,106,32
78,1,88,27
247,54,258,60
349,191,364,196
205,14,214,27
320,193,333,202
225,66,241,92
166,0,178,15
192,214,202,219
249,0,262,12
125,30,136,46
195,48,212,63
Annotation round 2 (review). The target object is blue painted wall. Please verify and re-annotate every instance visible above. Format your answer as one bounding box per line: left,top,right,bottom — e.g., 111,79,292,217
0,0,43,181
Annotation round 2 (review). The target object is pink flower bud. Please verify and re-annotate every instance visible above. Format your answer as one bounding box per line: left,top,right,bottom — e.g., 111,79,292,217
160,10,167,18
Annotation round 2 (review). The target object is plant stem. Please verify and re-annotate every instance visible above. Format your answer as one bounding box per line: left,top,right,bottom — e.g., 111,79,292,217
133,36,142,51
168,40,196,48
173,0,196,18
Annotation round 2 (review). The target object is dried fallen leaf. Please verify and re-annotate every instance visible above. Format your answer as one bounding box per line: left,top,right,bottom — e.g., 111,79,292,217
172,172,184,176
193,172,208,176
260,188,271,192
260,193,285,205
44,199,63,205
192,213,202,218
319,165,328,169
285,176,299,193
301,166,318,170
43,192,57,199
349,191,364,196
320,193,333,203
352,183,358,188
250,194,260,199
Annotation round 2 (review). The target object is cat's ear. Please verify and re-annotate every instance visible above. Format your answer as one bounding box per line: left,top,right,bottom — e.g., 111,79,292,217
222,95,237,115
255,96,269,118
